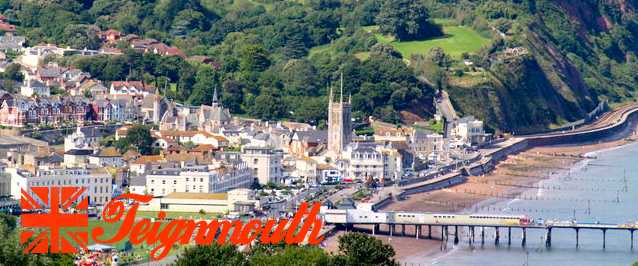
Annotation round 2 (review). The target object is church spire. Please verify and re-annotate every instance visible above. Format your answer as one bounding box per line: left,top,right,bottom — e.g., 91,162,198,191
212,87,218,104
328,82,333,104
340,72,344,103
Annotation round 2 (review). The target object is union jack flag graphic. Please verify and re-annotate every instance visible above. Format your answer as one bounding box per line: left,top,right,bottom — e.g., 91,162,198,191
20,186,89,254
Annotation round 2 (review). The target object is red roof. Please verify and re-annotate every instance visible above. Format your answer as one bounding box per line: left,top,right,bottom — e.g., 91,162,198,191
111,81,155,92
165,47,186,58
0,22,15,32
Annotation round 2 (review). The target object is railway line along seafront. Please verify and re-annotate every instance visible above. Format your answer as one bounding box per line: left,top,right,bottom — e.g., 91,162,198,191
396,102,638,198
319,103,638,259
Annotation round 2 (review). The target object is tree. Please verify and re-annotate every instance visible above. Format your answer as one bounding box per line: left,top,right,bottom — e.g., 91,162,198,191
3,64,23,82
375,0,442,41
116,125,156,155
174,244,246,266
61,24,101,50
335,232,398,266
249,92,287,120
370,43,402,59
188,66,218,106
249,246,332,265
239,44,271,73
0,213,74,265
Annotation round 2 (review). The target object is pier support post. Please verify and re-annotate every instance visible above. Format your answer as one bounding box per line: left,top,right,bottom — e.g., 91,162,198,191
546,228,552,248
508,227,512,246
390,224,393,237
522,228,527,247
603,229,607,249
495,227,500,246
428,225,432,239
631,230,635,250
575,228,579,248
481,227,485,245
454,226,459,245
470,226,475,245
416,225,419,239
372,224,377,235
440,226,444,241
402,224,406,236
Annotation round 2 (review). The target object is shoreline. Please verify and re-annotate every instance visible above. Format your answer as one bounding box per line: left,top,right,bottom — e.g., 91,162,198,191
322,130,638,263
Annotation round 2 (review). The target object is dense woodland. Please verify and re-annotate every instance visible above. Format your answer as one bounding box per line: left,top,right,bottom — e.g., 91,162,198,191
2,0,638,132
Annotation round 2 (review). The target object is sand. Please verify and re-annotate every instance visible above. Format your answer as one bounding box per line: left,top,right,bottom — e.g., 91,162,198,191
321,135,638,263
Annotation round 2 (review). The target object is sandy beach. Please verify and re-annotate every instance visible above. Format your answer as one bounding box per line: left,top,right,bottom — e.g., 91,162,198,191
322,132,638,262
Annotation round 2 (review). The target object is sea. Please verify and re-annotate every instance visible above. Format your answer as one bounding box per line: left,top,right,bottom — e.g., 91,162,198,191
429,141,638,266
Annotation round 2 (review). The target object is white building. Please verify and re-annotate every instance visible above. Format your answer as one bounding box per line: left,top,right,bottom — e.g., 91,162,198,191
8,167,114,206
109,81,154,97
451,116,487,146
409,130,447,162
338,142,402,181
20,79,49,97
241,146,283,185
145,164,253,197
139,189,259,214
64,126,105,152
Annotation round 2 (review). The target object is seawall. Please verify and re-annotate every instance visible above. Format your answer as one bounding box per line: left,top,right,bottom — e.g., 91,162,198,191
399,104,638,197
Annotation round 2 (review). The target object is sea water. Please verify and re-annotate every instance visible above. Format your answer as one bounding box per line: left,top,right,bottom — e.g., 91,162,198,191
430,142,638,266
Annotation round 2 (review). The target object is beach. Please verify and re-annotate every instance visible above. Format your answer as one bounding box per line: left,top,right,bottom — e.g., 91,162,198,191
322,132,638,262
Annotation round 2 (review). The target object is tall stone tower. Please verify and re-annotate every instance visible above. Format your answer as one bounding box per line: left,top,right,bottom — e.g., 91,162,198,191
327,74,352,158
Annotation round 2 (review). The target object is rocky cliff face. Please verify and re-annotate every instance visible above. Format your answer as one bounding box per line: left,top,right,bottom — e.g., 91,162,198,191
447,0,638,133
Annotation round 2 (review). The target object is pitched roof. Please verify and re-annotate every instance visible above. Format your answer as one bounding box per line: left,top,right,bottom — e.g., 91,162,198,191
95,147,121,157
131,155,164,164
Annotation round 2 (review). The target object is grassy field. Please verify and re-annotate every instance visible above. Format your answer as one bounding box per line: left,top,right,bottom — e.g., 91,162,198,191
374,23,491,59
310,21,491,60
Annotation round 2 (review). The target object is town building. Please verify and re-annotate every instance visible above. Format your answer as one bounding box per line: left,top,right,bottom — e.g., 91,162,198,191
451,116,487,146
88,147,124,167
337,142,403,181
241,146,284,185
198,88,232,133
0,95,90,127
139,189,259,214
109,81,155,96
0,34,25,52
64,126,107,152
20,78,49,97
144,163,253,197
287,130,327,157
7,167,114,206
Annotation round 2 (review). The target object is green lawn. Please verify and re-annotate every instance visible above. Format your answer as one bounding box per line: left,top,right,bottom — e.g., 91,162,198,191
309,21,491,61
375,24,491,59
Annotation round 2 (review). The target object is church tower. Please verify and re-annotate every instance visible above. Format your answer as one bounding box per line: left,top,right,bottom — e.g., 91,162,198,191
327,73,352,158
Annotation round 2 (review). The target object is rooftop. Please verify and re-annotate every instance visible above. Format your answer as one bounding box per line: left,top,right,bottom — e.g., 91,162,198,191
164,192,228,200
0,136,48,147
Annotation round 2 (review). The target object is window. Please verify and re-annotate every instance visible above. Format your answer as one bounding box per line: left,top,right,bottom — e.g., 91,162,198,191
160,203,168,209
162,180,166,185
173,180,177,185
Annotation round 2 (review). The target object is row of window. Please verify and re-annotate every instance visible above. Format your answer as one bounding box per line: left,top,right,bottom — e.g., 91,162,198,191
30,177,110,186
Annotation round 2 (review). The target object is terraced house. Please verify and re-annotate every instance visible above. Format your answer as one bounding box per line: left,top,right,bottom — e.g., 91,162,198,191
0,94,90,127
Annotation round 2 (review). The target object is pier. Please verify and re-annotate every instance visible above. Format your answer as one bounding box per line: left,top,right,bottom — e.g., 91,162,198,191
321,209,638,250
329,220,638,249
